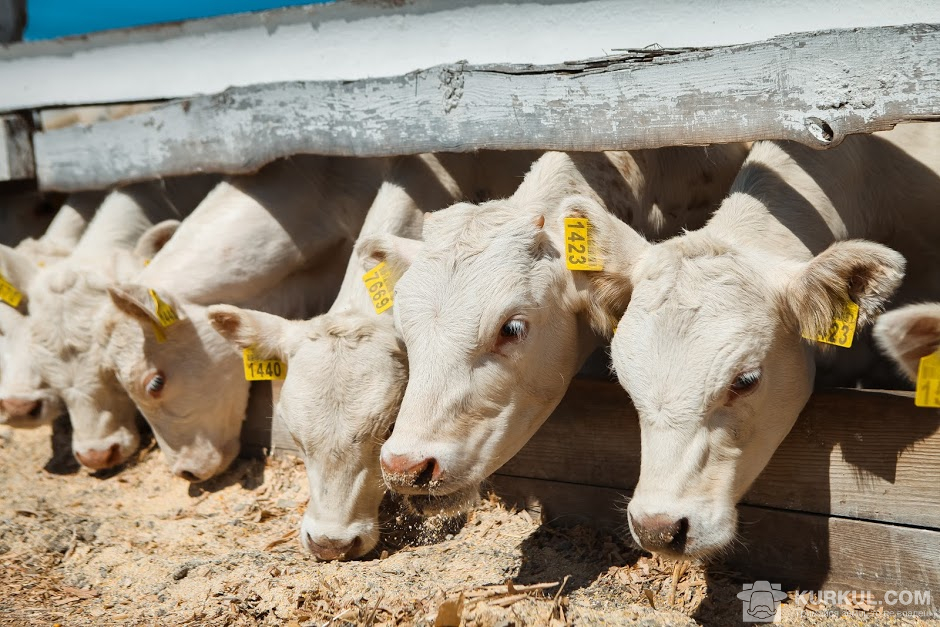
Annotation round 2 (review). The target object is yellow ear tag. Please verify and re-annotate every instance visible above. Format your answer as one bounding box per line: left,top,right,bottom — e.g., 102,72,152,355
148,289,179,328
0,272,23,308
803,301,858,348
362,261,394,315
243,348,286,381
915,352,940,408
564,218,603,271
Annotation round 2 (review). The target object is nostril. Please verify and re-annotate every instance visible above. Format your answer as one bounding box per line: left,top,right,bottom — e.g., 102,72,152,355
669,518,689,552
630,513,688,553
413,458,437,487
28,402,43,418
105,443,121,467
178,470,201,482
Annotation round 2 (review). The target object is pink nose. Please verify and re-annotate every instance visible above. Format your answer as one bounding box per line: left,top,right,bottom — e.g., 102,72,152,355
75,443,122,470
380,454,441,488
630,514,689,553
0,398,39,418
304,534,362,561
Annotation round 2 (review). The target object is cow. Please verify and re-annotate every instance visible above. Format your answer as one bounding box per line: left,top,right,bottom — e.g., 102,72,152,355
26,176,219,470
874,303,940,383
207,151,538,560
0,192,106,427
572,123,939,558
357,146,749,514
104,153,537,489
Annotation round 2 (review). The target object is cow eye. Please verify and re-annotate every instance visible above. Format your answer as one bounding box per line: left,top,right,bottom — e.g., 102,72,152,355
499,318,527,340
145,371,166,397
729,368,761,397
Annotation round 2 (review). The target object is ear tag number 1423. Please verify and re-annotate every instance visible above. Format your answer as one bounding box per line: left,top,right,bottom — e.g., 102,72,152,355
243,348,287,381
564,218,603,271
0,272,23,308
803,301,858,348
362,261,394,314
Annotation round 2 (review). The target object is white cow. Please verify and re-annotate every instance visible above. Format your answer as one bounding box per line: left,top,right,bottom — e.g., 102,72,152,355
575,123,939,558
0,193,106,427
208,151,539,560
874,303,940,382
27,177,218,470
104,153,538,487
359,146,749,513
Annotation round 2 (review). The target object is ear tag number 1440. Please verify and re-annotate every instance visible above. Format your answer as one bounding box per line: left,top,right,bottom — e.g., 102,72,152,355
564,218,603,271
803,301,858,349
0,272,23,308
915,352,940,408
362,261,394,314
243,348,286,381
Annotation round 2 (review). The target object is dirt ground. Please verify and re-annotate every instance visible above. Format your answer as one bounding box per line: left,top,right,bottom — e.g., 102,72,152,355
1,420,935,627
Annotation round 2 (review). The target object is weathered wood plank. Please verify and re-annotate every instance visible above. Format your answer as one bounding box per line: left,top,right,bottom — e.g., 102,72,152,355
0,0,25,44
34,24,940,191
5,0,939,113
498,381,940,529
0,114,33,181
490,475,940,601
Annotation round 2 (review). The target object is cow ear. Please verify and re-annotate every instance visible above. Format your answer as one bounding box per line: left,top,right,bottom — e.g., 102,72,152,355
873,303,940,382
787,240,905,339
134,220,180,259
356,234,423,281
0,244,37,310
559,195,651,336
108,283,185,328
207,305,300,360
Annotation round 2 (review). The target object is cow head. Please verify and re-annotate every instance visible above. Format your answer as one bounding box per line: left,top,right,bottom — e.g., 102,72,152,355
572,197,905,558
359,199,603,508
209,305,408,560
874,303,940,383
0,245,66,427
105,285,247,481
25,221,179,470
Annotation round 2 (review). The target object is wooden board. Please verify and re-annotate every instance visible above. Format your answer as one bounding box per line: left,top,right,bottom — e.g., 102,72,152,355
497,381,940,529
0,114,33,181
260,378,940,528
33,24,940,191
491,475,940,602
5,0,939,113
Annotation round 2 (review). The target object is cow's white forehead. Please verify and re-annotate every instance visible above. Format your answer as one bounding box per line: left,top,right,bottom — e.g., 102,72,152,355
617,244,779,412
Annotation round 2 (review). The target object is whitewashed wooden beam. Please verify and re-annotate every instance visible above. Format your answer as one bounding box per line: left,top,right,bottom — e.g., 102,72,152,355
3,0,940,113
0,114,33,181
33,24,940,192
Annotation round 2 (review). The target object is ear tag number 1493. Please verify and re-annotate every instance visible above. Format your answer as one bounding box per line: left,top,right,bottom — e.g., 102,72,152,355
915,352,940,408
243,348,287,381
362,261,394,314
564,218,603,271
803,301,858,348
0,272,23,308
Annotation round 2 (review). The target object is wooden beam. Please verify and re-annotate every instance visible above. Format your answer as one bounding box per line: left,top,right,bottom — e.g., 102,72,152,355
0,0,25,43
498,381,940,529
4,0,939,113
490,475,940,601
33,24,940,191
0,114,33,181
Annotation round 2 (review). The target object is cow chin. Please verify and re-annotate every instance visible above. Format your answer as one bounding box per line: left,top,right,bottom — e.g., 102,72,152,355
404,484,480,518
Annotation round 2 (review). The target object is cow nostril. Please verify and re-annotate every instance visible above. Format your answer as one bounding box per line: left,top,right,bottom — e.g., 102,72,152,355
105,443,121,467
630,513,689,554
28,402,42,419
413,458,437,487
178,470,201,483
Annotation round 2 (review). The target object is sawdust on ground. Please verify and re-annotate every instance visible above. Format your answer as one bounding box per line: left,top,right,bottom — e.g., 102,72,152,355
0,421,933,627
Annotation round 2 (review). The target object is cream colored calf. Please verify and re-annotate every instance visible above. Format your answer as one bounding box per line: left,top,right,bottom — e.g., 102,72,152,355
874,303,940,382
208,151,539,560
577,123,940,558
27,177,218,470
360,146,749,512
